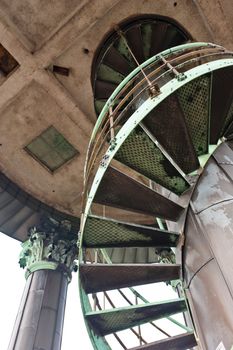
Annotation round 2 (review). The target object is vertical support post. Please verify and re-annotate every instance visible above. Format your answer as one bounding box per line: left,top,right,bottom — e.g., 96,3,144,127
8,217,78,350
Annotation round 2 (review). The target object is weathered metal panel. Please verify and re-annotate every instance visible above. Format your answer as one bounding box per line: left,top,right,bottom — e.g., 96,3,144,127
183,209,212,286
130,332,197,350
187,260,233,350
184,142,233,349
190,157,233,213
94,166,184,221
80,263,181,293
143,94,199,173
85,299,186,336
115,127,189,195
83,215,179,248
210,67,233,143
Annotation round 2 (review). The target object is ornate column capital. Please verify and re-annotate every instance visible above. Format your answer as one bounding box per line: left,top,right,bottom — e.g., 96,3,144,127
19,217,78,280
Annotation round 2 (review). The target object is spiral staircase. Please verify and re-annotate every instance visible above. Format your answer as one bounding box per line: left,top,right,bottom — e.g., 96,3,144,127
77,26,233,349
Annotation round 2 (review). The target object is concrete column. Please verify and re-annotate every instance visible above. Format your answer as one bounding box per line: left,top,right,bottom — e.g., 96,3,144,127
8,217,78,350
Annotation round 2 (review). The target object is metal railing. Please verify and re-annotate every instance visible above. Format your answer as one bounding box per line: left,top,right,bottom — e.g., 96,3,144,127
82,42,231,209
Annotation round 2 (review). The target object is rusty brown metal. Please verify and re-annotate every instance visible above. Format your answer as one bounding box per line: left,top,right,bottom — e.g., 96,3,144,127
94,166,184,221
80,263,181,293
130,332,197,350
85,299,186,336
143,94,199,173
95,80,118,99
210,67,233,143
103,45,132,76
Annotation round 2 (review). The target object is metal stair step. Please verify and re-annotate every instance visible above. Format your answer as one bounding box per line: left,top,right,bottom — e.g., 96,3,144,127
95,80,118,99
106,247,157,264
210,67,233,143
125,25,145,64
83,215,179,248
103,45,133,76
129,332,197,350
94,166,184,221
143,94,199,174
114,128,189,195
80,263,181,293
85,298,186,336
177,75,210,156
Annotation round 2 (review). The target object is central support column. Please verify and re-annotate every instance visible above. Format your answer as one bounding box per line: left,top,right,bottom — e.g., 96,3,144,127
8,218,78,350
183,141,233,350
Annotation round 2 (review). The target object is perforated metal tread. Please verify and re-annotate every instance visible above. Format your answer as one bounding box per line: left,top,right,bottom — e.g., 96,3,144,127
115,127,189,195
177,75,210,156
130,332,197,350
85,299,186,336
83,215,179,248
94,166,184,221
80,263,181,293
143,94,199,174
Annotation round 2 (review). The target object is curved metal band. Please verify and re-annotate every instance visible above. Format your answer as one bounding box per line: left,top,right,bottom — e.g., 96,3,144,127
80,58,233,245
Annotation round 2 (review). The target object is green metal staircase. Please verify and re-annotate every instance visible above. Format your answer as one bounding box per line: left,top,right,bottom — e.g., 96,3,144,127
78,42,233,349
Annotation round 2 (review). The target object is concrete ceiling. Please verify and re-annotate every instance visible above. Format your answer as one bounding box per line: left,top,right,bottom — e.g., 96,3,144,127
0,0,232,220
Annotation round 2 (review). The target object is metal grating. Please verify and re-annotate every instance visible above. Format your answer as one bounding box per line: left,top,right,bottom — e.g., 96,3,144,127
85,299,187,336
94,166,184,221
143,94,199,174
177,75,210,156
25,126,79,172
115,128,189,195
83,215,179,248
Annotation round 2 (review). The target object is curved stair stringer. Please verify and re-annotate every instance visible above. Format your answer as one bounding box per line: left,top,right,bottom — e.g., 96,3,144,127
78,42,233,350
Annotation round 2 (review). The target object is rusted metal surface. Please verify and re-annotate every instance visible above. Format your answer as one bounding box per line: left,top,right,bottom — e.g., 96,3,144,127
190,157,233,213
186,260,233,350
95,80,117,99
210,67,233,143
102,46,132,76
130,332,197,350
85,299,186,336
80,263,181,293
83,215,179,248
114,127,189,194
183,210,213,286
143,94,199,173
150,23,171,56
184,142,233,349
125,26,145,64
94,166,184,221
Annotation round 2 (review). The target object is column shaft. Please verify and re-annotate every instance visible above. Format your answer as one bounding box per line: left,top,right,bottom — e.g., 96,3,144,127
8,269,68,350
184,141,233,350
